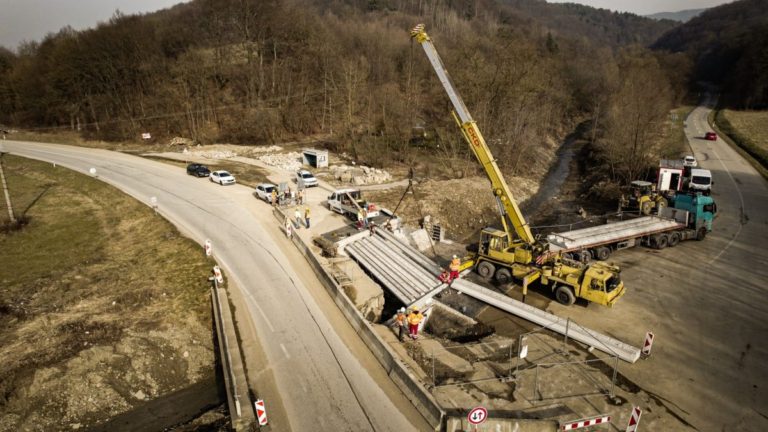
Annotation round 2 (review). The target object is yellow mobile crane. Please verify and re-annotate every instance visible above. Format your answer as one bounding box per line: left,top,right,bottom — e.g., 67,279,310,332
410,24,625,306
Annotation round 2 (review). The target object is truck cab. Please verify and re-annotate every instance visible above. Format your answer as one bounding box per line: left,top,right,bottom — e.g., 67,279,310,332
576,263,625,307
672,193,716,233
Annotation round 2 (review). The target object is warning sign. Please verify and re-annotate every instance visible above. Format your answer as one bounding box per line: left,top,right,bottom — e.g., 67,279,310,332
255,399,268,426
625,406,642,432
642,331,655,356
468,406,488,425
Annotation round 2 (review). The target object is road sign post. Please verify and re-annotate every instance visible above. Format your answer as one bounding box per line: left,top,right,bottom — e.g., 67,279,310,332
255,399,268,426
213,266,223,285
468,406,487,428
626,406,642,432
641,332,655,356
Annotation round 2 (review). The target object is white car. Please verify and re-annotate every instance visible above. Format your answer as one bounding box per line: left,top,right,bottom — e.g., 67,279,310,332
210,170,236,185
683,155,697,167
254,183,277,202
296,169,318,188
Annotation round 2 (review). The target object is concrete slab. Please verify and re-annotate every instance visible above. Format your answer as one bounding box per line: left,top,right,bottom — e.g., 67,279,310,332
410,228,433,251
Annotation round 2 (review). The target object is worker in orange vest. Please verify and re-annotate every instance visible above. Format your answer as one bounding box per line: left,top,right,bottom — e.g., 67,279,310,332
449,255,461,282
407,307,424,339
393,307,407,342
438,268,451,284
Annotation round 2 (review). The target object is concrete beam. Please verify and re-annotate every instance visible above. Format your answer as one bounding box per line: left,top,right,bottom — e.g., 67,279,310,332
451,279,642,363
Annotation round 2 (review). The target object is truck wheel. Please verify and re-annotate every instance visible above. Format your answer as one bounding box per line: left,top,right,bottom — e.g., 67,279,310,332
594,246,611,261
641,201,653,215
696,227,707,241
495,268,512,284
477,261,495,280
668,232,681,247
653,234,669,249
578,250,591,264
555,286,576,306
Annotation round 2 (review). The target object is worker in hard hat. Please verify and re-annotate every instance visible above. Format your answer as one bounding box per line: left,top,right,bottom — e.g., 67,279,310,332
393,307,407,342
294,207,302,229
407,307,424,339
449,255,461,282
438,268,451,284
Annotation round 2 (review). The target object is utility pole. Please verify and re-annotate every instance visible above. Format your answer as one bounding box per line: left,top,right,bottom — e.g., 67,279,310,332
0,153,16,224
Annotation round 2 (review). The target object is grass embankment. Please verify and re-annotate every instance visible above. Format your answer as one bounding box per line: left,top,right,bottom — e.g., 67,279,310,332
714,110,768,176
662,105,696,158
0,155,219,430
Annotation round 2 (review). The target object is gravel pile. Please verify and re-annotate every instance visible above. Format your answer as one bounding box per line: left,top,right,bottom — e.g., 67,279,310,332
257,152,303,171
183,148,238,159
330,164,392,185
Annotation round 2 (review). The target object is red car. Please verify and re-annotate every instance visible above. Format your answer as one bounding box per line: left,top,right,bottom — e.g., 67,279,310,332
705,132,717,141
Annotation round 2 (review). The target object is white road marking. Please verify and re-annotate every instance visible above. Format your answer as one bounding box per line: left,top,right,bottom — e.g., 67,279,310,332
280,343,291,359
249,295,275,332
707,147,745,265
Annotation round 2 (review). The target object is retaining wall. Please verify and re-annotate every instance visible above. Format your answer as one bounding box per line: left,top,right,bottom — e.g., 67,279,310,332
272,207,445,430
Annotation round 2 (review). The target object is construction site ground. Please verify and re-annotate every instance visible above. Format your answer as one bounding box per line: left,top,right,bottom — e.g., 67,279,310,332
210,137,764,431
6,122,766,431
138,142,695,430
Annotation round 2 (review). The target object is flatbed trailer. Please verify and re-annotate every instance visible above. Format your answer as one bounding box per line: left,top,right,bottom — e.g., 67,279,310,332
546,207,707,261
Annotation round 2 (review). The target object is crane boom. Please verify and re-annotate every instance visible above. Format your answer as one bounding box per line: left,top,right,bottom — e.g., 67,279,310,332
410,24,535,245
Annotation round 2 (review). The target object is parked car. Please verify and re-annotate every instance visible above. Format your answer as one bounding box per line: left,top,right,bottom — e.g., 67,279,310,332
296,169,318,188
705,132,718,141
210,170,236,185
683,155,698,167
186,163,210,177
254,183,277,202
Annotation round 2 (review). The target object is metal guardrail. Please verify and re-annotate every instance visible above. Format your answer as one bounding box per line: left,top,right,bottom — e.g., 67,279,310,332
210,283,242,419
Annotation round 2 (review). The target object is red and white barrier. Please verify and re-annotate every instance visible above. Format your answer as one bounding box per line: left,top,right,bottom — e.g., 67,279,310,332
255,399,268,426
213,265,224,284
561,415,611,431
626,406,642,432
642,331,655,356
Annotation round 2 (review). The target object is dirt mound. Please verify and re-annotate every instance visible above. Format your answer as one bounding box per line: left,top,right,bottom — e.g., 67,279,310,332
368,176,538,242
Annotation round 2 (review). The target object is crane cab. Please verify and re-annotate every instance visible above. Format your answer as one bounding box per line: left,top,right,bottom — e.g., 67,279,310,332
477,228,533,265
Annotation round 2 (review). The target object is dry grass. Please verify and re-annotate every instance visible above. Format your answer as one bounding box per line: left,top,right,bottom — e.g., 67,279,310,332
661,105,695,158
0,155,216,430
721,110,768,154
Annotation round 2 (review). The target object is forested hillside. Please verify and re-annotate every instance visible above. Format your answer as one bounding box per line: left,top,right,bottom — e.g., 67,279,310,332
646,9,705,23
652,0,768,108
0,0,683,184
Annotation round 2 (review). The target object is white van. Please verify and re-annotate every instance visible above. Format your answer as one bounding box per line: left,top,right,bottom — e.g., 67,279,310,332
687,168,713,193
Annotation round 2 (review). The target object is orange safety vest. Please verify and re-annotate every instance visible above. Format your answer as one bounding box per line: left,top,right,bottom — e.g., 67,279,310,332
407,312,423,326
395,313,406,326
450,258,460,272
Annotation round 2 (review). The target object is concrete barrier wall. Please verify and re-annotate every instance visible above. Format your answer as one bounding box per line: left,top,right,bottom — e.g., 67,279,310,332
272,208,445,430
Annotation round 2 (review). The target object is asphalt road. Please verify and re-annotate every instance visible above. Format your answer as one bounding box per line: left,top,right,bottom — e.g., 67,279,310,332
549,101,768,430
1,141,426,431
